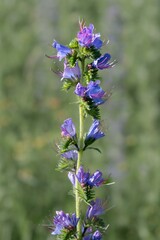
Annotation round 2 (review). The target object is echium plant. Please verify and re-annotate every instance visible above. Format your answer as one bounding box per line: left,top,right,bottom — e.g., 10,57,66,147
47,20,116,240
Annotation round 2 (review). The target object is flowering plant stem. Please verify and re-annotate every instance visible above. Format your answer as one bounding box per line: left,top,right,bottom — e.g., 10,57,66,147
75,104,83,240
75,58,85,240
48,21,116,240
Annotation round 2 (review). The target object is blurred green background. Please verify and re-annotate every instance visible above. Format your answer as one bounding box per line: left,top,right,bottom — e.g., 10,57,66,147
0,0,160,239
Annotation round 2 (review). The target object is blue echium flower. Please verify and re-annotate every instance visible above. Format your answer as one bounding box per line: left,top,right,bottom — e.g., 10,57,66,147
68,166,105,188
92,230,102,240
61,150,78,161
83,228,102,240
61,61,81,81
52,40,72,61
77,167,104,188
76,166,90,187
75,81,106,106
85,80,106,105
86,199,105,219
51,211,79,235
77,22,103,49
88,170,104,187
91,53,116,70
61,118,76,138
74,82,87,97
84,120,105,147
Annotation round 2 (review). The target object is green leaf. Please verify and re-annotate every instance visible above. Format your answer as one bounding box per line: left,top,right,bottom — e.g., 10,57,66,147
84,146,102,153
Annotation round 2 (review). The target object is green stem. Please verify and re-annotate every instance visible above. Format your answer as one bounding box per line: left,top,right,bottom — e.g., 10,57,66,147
75,103,84,239
75,58,85,240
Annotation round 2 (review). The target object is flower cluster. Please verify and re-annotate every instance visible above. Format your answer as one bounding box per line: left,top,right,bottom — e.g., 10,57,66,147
51,211,79,235
47,21,116,240
68,166,108,188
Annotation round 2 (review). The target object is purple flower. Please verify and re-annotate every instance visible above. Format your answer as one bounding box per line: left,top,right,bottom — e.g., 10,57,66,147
51,211,79,235
61,150,78,160
85,81,106,105
61,61,81,81
83,227,93,240
85,120,105,144
77,23,102,49
83,234,92,240
70,167,105,188
86,199,105,219
61,118,76,138
52,40,71,61
92,230,102,240
76,166,90,187
75,81,106,106
88,170,104,187
83,229,102,240
92,53,116,70
74,83,87,97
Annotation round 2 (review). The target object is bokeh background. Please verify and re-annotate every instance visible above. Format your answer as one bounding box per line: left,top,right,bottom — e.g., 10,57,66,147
0,0,160,239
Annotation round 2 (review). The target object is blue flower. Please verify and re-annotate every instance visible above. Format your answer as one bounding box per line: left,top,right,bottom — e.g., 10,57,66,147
69,166,105,188
86,199,105,219
83,229,102,240
61,61,81,81
75,81,106,106
77,22,102,49
61,118,76,138
61,150,78,160
52,40,71,61
74,83,87,97
92,230,102,240
76,166,90,187
92,53,116,70
51,211,79,235
88,170,104,187
85,81,106,105
85,120,105,147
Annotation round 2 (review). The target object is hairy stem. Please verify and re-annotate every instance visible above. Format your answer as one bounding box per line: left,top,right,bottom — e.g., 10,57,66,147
75,104,84,239
75,58,85,239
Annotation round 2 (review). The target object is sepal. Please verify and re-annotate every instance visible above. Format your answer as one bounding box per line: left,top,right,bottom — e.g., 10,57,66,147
89,218,108,234
62,80,77,91
76,185,95,205
66,51,78,67
84,68,99,84
56,228,77,240
88,46,101,59
69,38,79,49
56,158,76,172
59,137,79,153
80,46,101,60
83,98,101,120
84,136,97,150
